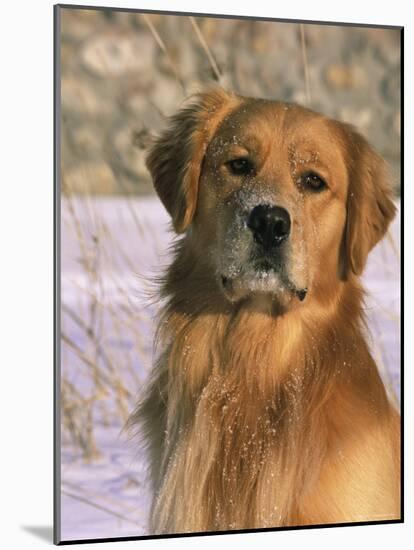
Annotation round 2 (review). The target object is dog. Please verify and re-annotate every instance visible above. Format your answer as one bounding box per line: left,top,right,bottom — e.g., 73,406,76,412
128,88,400,534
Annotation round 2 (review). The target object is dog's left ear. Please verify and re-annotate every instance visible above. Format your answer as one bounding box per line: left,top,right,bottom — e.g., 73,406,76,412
340,124,396,276
146,88,240,233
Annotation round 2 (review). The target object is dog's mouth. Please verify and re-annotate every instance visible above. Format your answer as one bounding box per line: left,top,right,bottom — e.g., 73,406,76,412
219,266,307,304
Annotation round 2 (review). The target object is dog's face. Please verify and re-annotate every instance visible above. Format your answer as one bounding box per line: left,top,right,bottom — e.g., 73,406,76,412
197,101,349,306
147,89,395,311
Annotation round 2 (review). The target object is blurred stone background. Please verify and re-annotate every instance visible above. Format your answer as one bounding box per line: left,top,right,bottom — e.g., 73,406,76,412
60,7,401,195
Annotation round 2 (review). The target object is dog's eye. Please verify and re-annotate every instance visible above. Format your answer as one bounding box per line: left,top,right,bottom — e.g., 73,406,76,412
300,172,327,192
227,158,254,176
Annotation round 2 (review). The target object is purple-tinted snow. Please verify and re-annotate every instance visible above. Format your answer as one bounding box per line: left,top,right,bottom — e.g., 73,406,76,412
60,197,400,541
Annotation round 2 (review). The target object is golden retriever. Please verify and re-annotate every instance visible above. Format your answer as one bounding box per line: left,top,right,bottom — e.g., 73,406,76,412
128,88,400,534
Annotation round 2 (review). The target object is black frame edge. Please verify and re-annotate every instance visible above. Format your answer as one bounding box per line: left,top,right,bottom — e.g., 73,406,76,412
54,3,62,546
58,519,403,546
399,25,404,524
55,2,403,30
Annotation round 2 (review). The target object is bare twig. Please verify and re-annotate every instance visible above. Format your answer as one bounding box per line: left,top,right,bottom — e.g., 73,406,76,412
62,480,143,515
61,331,123,393
61,489,140,526
65,276,151,377
63,302,133,396
189,16,222,82
299,24,311,104
141,14,186,94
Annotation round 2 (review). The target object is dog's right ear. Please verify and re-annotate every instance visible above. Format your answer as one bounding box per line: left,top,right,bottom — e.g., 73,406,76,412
146,88,240,233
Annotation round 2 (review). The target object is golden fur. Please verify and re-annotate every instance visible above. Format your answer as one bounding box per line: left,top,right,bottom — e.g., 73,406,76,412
128,89,400,534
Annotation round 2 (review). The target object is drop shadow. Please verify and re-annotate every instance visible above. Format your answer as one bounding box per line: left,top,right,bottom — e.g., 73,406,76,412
21,525,54,543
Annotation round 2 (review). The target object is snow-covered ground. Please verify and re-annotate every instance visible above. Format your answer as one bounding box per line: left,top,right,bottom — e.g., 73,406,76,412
60,196,400,542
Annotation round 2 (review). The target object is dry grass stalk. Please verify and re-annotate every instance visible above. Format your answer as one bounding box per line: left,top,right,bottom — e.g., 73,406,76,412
62,489,140,526
189,16,222,82
141,14,186,93
299,24,311,104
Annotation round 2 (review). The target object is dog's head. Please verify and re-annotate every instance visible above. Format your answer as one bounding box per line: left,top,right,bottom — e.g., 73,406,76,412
147,89,395,310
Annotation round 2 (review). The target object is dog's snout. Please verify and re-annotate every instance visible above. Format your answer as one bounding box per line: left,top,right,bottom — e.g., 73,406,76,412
247,204,291,250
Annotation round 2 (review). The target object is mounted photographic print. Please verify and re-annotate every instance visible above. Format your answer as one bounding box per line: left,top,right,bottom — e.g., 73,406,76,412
54,4,403,544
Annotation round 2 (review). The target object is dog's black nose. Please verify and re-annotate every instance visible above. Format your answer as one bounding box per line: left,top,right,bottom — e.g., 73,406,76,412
247,204,291,249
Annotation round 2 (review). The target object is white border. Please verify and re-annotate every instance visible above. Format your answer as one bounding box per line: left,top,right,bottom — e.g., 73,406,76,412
0,1,410,548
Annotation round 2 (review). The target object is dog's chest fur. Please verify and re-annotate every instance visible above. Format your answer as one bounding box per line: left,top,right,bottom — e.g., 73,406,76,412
140,304,357,533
